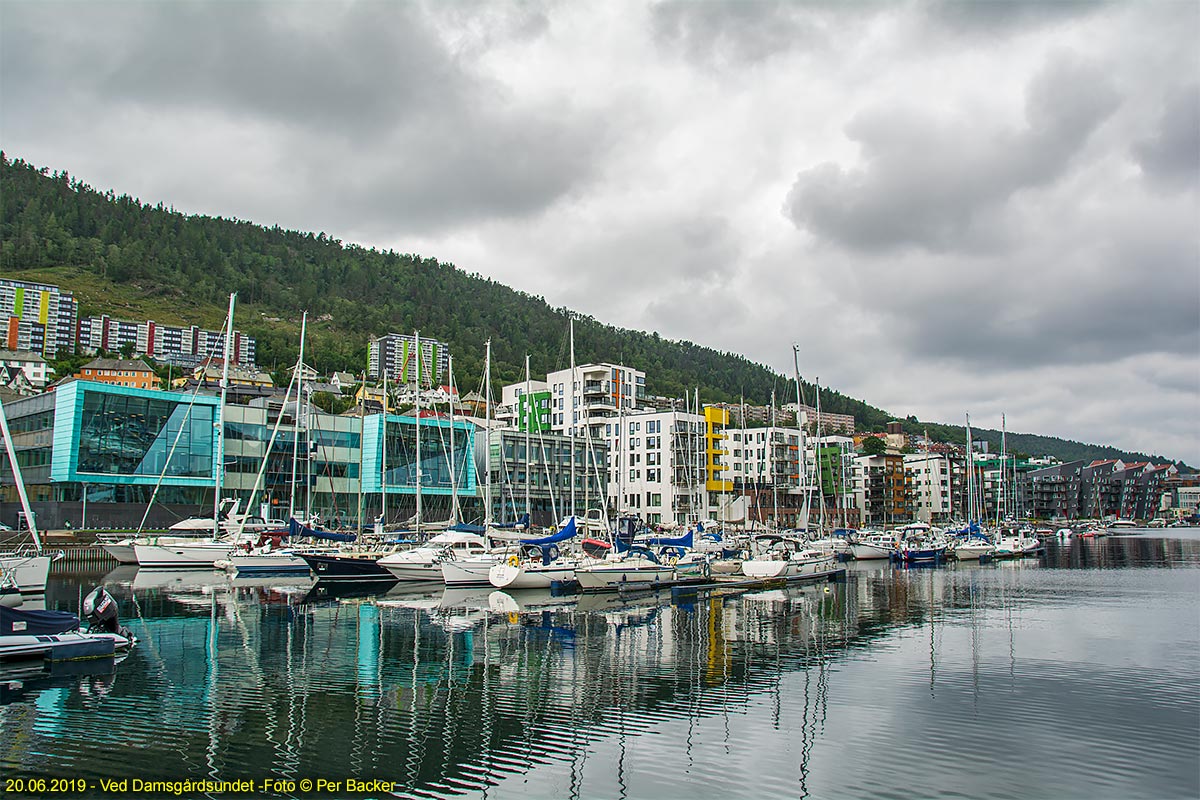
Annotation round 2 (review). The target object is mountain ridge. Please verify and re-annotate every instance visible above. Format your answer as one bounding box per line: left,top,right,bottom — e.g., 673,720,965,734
0,152,1185,468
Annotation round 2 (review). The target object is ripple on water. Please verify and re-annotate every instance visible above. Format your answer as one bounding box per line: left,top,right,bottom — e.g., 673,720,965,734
6,560,1198,800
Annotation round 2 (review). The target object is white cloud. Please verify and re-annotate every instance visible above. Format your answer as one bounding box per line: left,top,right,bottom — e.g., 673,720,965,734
1,0,1196,462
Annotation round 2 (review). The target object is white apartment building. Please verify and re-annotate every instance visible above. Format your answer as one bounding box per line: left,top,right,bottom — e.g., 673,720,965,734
0,279,77,358
904,452,953,523
724,426,804,490
368,333,449,383
605,408,706,526
546,363,646,439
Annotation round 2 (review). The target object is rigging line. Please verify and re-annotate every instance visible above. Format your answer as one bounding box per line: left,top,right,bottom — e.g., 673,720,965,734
236,364,300,538
135,308,233,536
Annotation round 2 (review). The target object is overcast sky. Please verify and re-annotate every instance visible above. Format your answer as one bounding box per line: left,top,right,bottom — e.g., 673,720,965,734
2,1,1197,462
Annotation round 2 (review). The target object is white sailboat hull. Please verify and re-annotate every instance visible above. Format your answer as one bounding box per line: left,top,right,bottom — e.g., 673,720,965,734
741,555,836,580
489,561,578,590
101,542,138,564
575,564,675,592
849,542,895,560
951,543,995,560
440,558,500,587
380,558,444,582
0,555,50,594
217,552,310,574
133,541,237,569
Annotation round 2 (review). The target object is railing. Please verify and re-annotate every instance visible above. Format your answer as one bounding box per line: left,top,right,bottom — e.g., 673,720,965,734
49,545,118,572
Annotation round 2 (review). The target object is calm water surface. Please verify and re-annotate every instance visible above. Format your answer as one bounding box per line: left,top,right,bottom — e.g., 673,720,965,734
3,533,1198,800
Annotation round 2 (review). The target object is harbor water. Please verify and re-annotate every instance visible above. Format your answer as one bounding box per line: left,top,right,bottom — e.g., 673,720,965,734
3,532,1198,799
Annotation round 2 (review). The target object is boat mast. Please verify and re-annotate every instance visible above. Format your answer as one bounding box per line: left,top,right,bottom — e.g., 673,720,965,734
965,412,973,526
447,353,459,525
414,330,422,535
381,364,388,528
792,344,807,531
288,311,306,522
484,339,492,526
524,354,531,525
356,368,365,530
213,292,236,538
771,389,779,529
569,317,576,521
0,400,41,552
998,413,1007,528
815,375,824,532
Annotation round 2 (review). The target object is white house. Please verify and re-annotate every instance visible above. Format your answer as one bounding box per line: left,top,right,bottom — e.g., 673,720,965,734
0,349,49,388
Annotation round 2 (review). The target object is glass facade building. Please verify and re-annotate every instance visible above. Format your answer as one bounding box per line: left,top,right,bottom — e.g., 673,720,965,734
2,382,586,529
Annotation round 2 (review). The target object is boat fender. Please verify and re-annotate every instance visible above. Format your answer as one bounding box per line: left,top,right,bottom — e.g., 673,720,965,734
507,554,519,567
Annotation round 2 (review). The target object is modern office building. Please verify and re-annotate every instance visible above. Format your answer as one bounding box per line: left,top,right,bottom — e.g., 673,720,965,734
0,381,478,530
0,382,219,528
478,426,607,527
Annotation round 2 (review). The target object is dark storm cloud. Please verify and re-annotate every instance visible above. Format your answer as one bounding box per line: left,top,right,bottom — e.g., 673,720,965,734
0,1,605,232
784,52,1120,253
1134,83,1200,192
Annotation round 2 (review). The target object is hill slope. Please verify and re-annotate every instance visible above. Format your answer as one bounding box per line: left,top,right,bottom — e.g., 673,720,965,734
0,153,1181,467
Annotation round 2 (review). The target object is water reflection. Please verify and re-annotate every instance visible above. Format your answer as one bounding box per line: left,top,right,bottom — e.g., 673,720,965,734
1,534,1196,800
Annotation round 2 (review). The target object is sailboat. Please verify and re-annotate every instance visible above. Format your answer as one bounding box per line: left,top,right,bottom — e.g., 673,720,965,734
487,516,584,589
0,399,54,596
133,294,249,568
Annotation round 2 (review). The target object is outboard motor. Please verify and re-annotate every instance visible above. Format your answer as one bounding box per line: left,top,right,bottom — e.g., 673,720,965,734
83,587,133,642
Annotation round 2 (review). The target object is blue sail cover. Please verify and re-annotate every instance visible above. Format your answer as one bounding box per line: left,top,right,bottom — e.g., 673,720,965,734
494,513,531,530
521,517,577,546
521,518,577,565
289,518,357,543
643,529,694,549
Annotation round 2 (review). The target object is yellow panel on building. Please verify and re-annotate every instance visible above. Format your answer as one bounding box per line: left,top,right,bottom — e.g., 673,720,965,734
704,406,733,492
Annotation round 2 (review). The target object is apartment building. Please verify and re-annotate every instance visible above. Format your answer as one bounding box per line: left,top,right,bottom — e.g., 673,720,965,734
367,333,449,383
854,452,911,526
77,314,256,367
603,408,705,526
904,452,953,523
546,362,647,439
0,279,77,358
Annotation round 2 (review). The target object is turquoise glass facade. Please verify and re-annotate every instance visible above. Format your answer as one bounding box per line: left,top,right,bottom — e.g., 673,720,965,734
50,381,219,487
361,413,476,496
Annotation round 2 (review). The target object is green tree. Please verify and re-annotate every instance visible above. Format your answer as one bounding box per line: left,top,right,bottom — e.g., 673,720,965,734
861,436,888,456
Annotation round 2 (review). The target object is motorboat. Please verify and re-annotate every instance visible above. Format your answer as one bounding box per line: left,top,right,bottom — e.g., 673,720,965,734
378,531,490,582
949,534,995,561
848,530,899,560
575,547,676,592
741,536,837,579
1,587,135,669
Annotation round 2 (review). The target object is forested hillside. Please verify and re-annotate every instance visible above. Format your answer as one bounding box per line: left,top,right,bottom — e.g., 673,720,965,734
0,153,1180,467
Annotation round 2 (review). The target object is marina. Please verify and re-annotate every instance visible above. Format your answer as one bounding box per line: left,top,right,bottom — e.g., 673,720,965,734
2,531,1196,799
